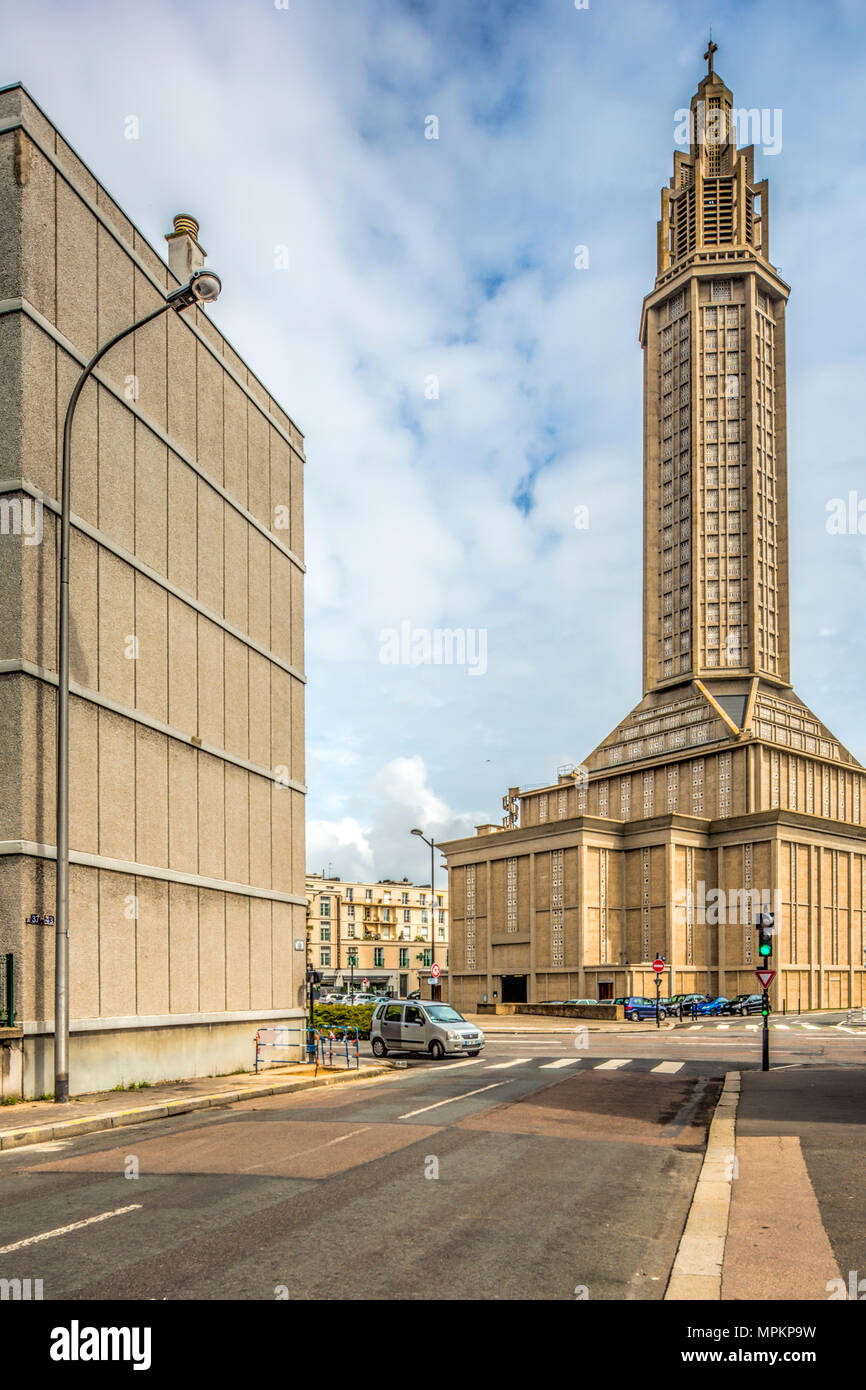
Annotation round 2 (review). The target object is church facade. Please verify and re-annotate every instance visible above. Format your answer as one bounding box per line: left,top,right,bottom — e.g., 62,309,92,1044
440,52,866,1015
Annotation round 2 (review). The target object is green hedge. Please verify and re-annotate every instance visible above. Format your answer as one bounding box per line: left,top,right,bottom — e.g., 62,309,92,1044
312,1004,376,1039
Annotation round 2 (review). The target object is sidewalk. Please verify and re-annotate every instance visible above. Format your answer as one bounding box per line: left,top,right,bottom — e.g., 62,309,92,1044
668,1064,865,1300
721,1066,864,1300
0,1061,391,1153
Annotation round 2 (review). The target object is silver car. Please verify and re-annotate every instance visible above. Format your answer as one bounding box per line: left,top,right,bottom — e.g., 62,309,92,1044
370,1001,485,1060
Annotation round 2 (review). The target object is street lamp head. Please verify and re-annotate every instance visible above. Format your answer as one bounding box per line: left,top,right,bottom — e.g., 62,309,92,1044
411,828,424,837
166,270,222,311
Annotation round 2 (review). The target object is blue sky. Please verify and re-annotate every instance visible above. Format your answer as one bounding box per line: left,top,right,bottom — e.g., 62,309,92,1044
4,0,866,879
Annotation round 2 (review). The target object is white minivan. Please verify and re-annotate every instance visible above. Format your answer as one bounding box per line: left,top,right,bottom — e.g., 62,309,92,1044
370,1001,485,1059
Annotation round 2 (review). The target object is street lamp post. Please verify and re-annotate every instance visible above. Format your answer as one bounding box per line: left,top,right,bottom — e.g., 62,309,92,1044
53,271,221,1103
411,828,437,998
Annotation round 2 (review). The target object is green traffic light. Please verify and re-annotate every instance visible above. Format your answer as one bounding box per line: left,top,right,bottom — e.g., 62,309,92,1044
759,941,772,957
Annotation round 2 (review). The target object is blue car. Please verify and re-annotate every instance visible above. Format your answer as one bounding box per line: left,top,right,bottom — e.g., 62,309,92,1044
623,996,667,1021
695,996,730,1016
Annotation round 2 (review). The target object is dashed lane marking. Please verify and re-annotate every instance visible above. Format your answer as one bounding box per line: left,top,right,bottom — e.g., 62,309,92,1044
398,1083,505,1119
0,1204,142,1256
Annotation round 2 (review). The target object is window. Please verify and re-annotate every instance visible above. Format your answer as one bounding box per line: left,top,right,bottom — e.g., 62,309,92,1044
384,1004,402,1022
347,904,355,917
437,927,445,940
422,950,432,968
403,909,410,923
320,898,330,917
365,889,372,901
384,892,391,903
383,908,391,922
347,949,358,966
438,910,445,924
320,925,331,942
421,910,428,923
346,888,353,902
405,1006,425,1026
402,892,409,905
374,948,384,967
419,893,426,906
320,948,331,966
399,948,409,968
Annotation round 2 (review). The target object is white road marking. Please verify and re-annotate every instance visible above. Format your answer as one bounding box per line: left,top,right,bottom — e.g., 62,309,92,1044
802,1024,820,1030
539,1058,581,1069
594,1058,631,1070
651,1061,684,1074
398,1083,505,1119
773,1024,790,1031
835,1025,857,1034
745,1025,759,1032
440,1059,487,1070
485,1058,533,1070
688,1025,704,1031
716,1024,730,1030
0,1204,142,1256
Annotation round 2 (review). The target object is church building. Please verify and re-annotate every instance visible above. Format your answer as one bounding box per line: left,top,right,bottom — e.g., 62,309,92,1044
440,49,866,1015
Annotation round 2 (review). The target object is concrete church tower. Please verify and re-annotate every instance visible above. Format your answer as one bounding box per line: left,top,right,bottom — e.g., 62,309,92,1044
441,47,866,1015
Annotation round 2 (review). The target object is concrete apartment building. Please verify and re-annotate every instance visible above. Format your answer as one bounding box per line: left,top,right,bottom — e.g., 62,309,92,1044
0,85,307,1095
306,874,448,998
441,52,866,1015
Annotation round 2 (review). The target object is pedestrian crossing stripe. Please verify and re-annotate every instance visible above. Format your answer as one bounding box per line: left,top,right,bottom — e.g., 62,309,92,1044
594,1058,630,1070
538,1058,580,1069
650,1061,684,1074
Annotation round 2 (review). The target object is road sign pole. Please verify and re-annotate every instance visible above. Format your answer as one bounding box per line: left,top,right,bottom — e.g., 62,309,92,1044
655,974,661,1029
762,990,769,1071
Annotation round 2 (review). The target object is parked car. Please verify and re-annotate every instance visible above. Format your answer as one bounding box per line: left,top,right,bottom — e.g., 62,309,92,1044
695,996,731,1016
623,996,667,1021
722,993,765,1016
370,1001,485,1059
565,998,596,1005
667,993,707,1018
540,999,566,1005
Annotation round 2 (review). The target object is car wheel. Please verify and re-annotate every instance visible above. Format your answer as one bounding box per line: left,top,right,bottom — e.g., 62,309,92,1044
658,1009,667,1020
739,1006,747,1017
429,1040,445,1060
371,1038,388,1058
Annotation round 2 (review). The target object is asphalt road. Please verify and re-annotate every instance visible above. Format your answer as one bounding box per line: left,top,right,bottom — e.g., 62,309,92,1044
0,1025,862,1302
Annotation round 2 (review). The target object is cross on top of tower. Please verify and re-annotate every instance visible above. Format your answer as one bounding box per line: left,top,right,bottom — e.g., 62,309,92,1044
704,36,718,78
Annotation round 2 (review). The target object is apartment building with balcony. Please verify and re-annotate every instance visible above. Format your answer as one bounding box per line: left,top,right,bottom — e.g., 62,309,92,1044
305,874,448,997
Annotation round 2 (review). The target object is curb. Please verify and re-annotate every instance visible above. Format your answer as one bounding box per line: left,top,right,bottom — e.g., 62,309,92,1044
0,1064,392,1153
664,1069,741,1301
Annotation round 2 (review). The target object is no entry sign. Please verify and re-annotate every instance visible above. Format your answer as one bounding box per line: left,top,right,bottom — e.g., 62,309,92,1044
652,958,665,973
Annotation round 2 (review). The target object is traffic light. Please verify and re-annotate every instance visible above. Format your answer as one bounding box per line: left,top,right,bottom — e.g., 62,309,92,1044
757,911,774,959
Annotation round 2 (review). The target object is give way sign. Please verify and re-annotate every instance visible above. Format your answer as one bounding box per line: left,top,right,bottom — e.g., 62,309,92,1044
755,968,776,990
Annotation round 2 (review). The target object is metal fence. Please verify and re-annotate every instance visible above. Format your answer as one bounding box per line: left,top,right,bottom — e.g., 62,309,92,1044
0,954,14,1026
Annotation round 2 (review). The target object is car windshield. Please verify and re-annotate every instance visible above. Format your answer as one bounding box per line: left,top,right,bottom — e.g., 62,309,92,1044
424,1005,464,1023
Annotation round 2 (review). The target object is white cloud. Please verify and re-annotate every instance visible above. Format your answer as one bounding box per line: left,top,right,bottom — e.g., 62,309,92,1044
5,0,866,880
